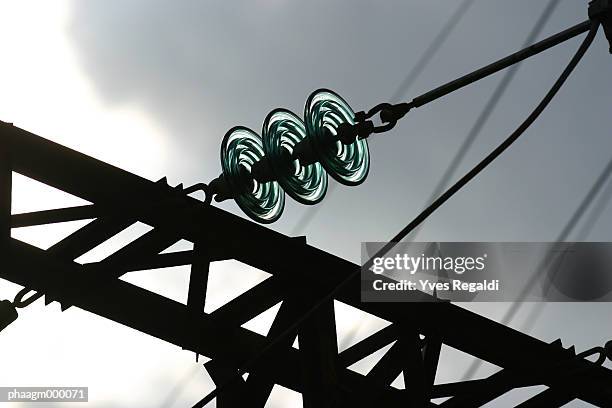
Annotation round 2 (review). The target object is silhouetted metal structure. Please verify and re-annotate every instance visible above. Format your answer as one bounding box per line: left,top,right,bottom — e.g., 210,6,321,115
2,2,612,406
2,121,612,407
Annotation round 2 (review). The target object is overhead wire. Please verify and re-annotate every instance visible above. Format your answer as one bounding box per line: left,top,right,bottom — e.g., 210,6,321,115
461,156,612,380
407,0,561,241
340,0,561,351
389,0,475,105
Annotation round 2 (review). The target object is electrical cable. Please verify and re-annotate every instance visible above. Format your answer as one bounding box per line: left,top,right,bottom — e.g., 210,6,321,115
389,0,475,104
338,0,562,352
290,17,592,237
407,0,561,241
516,160,612,348
460,154,612,380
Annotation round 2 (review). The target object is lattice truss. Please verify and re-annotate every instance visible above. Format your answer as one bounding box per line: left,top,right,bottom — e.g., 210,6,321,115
1,121,612,407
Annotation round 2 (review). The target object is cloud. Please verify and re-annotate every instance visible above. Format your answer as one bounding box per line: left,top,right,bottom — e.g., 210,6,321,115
61,2,612,406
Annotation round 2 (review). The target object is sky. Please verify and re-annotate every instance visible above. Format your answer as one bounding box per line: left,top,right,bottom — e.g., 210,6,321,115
1,0,611,406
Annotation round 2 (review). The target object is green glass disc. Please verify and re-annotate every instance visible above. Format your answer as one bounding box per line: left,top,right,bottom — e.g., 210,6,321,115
220,126,285,223
262,109,328,205
304,89,370,186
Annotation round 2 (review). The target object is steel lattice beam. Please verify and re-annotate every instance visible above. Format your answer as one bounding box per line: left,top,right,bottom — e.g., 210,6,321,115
2,121,612,406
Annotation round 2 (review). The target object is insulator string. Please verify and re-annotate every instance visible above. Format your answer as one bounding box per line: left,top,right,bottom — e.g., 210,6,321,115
210,89,369,223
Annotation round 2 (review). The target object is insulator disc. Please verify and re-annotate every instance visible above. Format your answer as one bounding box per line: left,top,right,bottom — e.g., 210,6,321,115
262,109,328,205
220,126,285,223
304,89,370,186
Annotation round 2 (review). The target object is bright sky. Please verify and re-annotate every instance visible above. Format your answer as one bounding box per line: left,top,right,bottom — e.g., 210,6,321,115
0,2,211,407
0,1,167,178
0,3,389,406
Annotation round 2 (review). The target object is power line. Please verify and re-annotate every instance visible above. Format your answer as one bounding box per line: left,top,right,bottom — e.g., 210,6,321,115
339,0,562,352
408,0,561,241
461,155,612,380
292,16,592,238
575,171,612,241
390,0,475,104
289,0,475,237
158,364,202,408
193,22,599,407
364,22,596,278
518,158,612,342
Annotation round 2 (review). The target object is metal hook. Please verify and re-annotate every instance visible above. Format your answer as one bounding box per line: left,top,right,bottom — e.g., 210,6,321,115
183,183,213,206
576,341,612,366
13,288,43,309
353,102,409,138
577,346,607,365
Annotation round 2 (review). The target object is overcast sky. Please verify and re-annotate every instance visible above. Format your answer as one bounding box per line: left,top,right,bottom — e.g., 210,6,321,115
1,1,611,406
